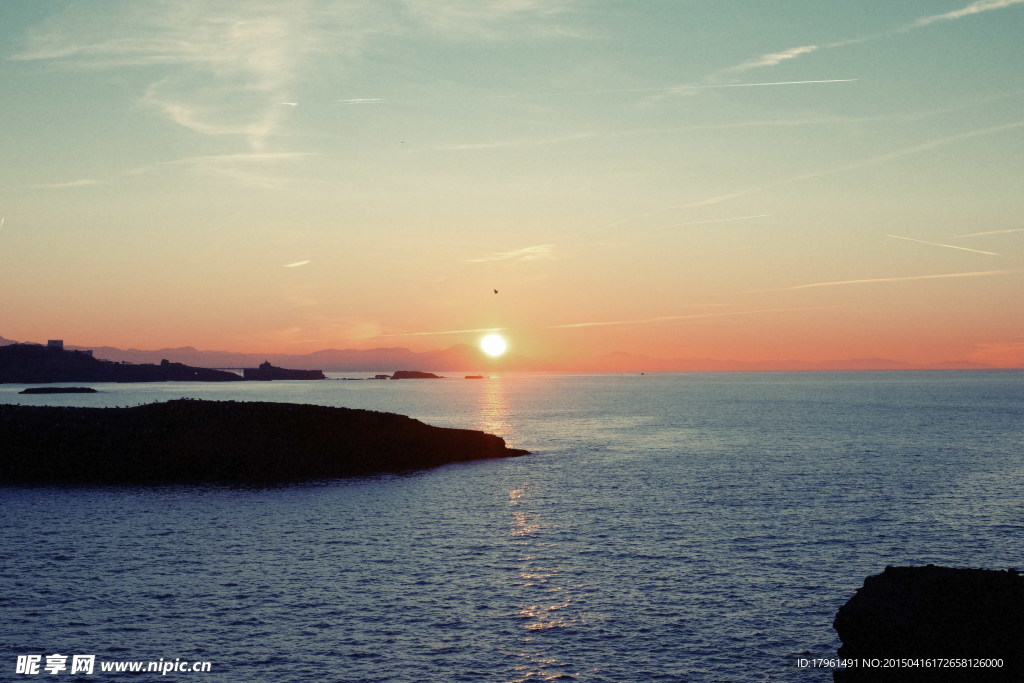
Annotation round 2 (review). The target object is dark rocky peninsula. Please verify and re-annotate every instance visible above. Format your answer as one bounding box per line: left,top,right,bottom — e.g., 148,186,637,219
0,399,529,484
833,565,1023,682
0,343,242,383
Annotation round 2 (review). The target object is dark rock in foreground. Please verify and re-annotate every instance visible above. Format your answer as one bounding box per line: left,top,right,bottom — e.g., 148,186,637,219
0,399,529,484
19,387,97,394
391,370,444,379
833,565,1023,682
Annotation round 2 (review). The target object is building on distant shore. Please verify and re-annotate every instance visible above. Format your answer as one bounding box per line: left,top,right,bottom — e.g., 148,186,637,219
45,339,91,356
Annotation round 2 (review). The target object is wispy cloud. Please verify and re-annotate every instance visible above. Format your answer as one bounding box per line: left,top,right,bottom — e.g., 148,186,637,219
376,326,503,338
465,244,556,264
31,179,103,189
912,0,1024,27
133,151,316,188
887,234,999,256
283,260,311,268
401,0,584,40
712,0,1024,76
722,46,819,73
13,0,589,158
657,214,770,229
15,4,311,153
432,132,595,152
765,269,1021,292
547,306,824,330
153,152,316,167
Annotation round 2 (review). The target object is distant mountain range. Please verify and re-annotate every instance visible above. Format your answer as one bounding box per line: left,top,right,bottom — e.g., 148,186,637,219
0,336,1004,371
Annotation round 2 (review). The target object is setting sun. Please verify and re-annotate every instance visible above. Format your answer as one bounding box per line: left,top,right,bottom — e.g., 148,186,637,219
480,333,508,357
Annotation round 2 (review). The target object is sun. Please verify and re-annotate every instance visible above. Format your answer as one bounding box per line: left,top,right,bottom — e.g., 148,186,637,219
479,333,508,357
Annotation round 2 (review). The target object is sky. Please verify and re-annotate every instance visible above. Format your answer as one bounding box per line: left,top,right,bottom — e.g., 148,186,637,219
1,0,1022,367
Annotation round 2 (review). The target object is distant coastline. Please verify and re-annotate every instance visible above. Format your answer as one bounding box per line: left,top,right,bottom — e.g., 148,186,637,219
0,336,1018,373
0,343,325,384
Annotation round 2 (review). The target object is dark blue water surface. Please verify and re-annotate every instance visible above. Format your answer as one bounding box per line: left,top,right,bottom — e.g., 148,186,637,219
2,372,1022,681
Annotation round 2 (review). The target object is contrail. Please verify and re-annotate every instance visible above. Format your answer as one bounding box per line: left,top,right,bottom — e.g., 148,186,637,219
547,306,828,330
765,269,1021,291
283,260,311,268
496,79,857,98
376,326,502,338
671,78,857,92
887,234,998,256
613,118,1024,225
335,79,856,105
954,228,1023,238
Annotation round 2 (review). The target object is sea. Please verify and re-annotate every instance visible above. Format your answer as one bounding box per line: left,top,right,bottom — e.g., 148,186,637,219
1,371,1022,682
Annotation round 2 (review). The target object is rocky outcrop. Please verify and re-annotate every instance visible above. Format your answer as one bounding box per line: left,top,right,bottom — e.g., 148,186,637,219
0,344,242,383
390,370,443,379
19,387,97,394
243,361,326,380
0,399,528,484
833,565,1023,681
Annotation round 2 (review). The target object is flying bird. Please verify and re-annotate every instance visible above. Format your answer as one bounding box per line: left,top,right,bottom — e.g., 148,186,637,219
494,289,499,294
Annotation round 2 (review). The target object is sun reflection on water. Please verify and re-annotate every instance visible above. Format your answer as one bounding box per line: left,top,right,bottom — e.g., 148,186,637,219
475,376,514,444
507,483,582,679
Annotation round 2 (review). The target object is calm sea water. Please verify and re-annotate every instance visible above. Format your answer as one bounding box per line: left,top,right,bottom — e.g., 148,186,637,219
1,371,1022,682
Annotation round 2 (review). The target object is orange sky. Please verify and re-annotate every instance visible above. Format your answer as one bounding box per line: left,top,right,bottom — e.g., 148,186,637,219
1,2,1022,368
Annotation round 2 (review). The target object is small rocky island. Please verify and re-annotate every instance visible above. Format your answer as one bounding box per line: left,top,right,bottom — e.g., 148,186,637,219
19,386,98,394
390,370,443,379
0,399,528,484
243,361,326,381
833,565,1022,681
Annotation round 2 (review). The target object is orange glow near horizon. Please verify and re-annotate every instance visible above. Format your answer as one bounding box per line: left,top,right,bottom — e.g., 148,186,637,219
2,4,1023,370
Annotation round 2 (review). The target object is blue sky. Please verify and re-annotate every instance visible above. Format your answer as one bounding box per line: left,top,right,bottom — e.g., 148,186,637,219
1,1,1022,365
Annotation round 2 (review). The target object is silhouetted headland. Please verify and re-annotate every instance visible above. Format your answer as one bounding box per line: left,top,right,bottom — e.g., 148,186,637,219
0,343,243,383
0,343,326,384
0,399,529,484
833,565,1023,682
